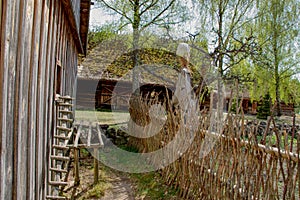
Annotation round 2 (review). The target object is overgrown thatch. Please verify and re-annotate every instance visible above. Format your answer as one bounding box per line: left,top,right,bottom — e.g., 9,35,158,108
79,39,201,86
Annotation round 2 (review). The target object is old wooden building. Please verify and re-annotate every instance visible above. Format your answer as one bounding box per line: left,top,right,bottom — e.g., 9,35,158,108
76,47,196,110
0,0,91,199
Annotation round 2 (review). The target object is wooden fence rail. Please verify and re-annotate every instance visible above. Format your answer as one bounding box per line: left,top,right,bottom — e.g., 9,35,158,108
128,97,300,199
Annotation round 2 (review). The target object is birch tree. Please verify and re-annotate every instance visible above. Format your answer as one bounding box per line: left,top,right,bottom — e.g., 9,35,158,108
193,0,259,78
96,0,189,91
254,0,300,115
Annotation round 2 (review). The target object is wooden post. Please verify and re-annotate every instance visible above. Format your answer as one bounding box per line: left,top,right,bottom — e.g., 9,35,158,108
0,0,2,29
74,148,80,185
93,148,99,184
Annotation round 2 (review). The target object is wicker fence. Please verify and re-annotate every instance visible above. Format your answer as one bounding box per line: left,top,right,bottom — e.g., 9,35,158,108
128,97,299,199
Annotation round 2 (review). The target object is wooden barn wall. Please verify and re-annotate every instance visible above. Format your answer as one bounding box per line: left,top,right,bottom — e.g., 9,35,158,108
0,0,79,199
76,78,98,109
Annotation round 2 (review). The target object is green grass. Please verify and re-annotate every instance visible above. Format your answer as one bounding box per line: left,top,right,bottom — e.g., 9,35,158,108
130,171,180,200
78,181,111,200
78,169,111,200
75,110,130,125
256,134,297,149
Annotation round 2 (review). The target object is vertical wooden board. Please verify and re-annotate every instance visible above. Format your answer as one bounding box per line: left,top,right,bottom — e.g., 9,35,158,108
42,0,55,198
45,0,58,195
0,0,21,199
14,0,34,199
57,0,62,61
35,0,47,199
61,18,66,95
40,1,50,199
0,1,10,199
0,0,2,33
27,0,42,199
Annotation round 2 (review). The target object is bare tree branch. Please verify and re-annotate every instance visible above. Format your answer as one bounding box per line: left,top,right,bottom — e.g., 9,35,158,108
140,0,176,32
140,0,159,16
98,0,133,24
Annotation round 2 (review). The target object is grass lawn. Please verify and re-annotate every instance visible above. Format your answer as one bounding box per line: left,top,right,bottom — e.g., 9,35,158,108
75,110,130,125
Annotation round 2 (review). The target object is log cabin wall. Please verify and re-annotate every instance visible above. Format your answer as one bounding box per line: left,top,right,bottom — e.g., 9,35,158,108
0,0,90,199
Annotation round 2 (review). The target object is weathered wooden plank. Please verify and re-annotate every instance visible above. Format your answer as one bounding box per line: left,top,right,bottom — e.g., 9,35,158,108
14,0,34,199
50,8,60,196
41,1,51,199
0,0,2,33
61,0,83,53
96,124,104,146
1,1,22,199
8,1,23,199
46,8,57,197
74,124,82,148
42,1,56,199
74,148,80,185
35,0,49,199
87,123,92,147
94,148,99,184
0,0,14,199
27,0,43,199
1,0,90,199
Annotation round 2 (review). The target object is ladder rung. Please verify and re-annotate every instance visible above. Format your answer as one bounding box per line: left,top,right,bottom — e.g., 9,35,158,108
59,110,73,114
54,135,70,140
50,155,70,161
57,118,73,122
68,143,103,149
56,126,72,131
58,103,73,107
50,168,68,173
48,181,68,186
52,145,69,150
59,95,73,100
46,195,67,200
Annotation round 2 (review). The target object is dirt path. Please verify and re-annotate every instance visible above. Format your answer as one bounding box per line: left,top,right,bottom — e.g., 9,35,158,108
100,171,135,200
63,157,135,200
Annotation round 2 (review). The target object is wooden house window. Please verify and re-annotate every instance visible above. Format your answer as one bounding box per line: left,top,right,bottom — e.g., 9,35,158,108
56,63,62,95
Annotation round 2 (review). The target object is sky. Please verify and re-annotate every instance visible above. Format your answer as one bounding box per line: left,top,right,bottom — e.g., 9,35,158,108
89,5,115,28
88,0,198,37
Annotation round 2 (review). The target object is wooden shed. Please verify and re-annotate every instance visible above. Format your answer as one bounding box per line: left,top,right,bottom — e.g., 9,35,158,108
0,0,91,199
76,46,200,111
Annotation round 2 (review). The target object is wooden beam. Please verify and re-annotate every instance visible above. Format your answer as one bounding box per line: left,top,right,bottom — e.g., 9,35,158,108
93,148,99,184
74,148,80,185
79,0,91,55
60,0,86,54
0,0,2,30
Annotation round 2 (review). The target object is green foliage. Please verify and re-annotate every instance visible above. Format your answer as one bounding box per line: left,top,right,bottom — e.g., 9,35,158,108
280,77,300,105
252,0,300,111
80,148,91,157
257,93,271,119
87,24,116,51
230,98,240,113
256,134,297,149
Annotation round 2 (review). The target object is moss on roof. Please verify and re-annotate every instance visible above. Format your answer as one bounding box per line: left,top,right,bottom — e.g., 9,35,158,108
79,39,201,85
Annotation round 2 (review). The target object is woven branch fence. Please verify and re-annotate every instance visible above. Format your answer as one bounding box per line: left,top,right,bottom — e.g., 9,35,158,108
128,96,300,200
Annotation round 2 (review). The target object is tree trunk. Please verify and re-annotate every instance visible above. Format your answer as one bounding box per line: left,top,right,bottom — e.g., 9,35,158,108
272,1,282,116
129,0,142,126
132,29,140,93
132,0,140,93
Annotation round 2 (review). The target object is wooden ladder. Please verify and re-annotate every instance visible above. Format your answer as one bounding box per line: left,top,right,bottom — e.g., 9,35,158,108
47,95,74,200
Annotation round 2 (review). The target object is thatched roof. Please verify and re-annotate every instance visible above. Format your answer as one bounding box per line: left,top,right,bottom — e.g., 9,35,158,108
79,39,201,86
